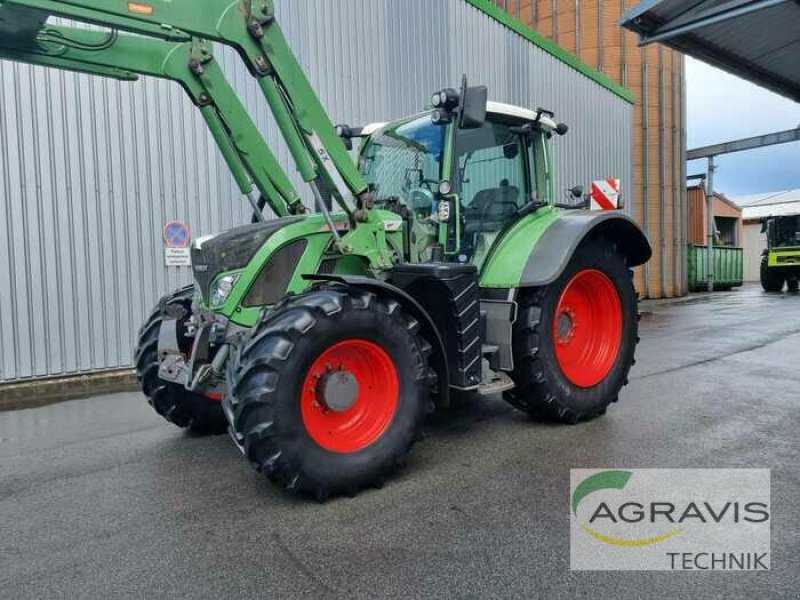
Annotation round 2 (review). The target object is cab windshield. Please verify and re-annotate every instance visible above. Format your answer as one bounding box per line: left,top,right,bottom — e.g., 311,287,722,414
769,215,800,248
359,115,445,211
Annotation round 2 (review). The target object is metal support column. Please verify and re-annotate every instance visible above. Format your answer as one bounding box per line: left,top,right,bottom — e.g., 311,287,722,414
705,155,716,292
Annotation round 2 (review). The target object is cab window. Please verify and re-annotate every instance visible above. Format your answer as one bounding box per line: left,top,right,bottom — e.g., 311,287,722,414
457,119,526,212
456,118,529,256
359,116,445,211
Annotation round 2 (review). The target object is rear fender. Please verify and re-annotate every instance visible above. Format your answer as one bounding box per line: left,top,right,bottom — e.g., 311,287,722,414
480,210,651,288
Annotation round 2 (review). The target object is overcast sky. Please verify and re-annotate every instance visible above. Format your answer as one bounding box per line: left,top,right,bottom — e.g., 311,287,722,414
685,56,800,197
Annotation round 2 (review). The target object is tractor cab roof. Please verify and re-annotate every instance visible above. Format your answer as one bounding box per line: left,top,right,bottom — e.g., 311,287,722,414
486,101,558,130
362,101,558,137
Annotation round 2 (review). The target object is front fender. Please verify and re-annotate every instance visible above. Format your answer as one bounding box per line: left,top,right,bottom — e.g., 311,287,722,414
480,209,651,288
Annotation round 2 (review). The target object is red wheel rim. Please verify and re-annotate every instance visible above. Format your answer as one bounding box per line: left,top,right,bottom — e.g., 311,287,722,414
300,339,399,453
552,269,622,388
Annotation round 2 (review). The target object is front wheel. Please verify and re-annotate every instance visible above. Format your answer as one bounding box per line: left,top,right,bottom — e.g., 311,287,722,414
504,238,639,423
225,287,431,499
760,255,785,292
134,287,227,435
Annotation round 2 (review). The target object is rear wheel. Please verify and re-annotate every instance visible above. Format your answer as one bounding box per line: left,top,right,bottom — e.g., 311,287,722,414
788,278,799,293
226,287,431,499
760,255,784,292
134,287,227,435
504,238,639,423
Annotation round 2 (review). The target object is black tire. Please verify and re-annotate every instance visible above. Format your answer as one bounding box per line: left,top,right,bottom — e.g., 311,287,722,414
504,238,639,423
225,287,431,500
760,255,784,292
787,278,799,293
134,286,227,435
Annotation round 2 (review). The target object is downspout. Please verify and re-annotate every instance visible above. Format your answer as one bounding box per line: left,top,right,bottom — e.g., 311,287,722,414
680,54,689,295
597,0,604,72
659,45,668,297
672,51,681,295
641,46,651,299
620,0,627,86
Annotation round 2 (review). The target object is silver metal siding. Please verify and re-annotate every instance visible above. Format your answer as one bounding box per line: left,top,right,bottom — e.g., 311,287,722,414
0,0,631,382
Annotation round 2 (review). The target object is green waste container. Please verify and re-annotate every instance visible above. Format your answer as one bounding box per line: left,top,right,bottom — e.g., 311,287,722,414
687,244,744,292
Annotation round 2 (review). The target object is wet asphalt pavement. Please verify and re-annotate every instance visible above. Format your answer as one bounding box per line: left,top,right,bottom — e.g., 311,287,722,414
1,284,798,599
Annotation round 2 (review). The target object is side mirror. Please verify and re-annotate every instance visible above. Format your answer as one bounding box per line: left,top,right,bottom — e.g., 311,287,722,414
569,185,584,199
555,123,569,136
459,85,487,129
760,220,767,233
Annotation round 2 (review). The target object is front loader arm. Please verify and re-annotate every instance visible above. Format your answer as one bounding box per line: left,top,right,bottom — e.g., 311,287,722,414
2,0,396,270
0,13,303,217
1,0,370,212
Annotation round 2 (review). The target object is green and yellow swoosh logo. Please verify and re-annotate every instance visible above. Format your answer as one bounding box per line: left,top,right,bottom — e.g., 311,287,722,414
580,524,682,546
573,470,682,546
572,470,633,516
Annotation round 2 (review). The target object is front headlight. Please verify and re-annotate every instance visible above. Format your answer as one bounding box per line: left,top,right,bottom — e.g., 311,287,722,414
210,274,240,307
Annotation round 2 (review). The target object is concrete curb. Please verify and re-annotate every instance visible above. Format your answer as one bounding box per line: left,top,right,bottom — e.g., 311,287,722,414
0,369,137,412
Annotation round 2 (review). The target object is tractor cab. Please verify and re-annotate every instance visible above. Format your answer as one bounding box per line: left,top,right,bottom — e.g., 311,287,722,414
358,101,558,267
452,103,556,266
764,214,800,249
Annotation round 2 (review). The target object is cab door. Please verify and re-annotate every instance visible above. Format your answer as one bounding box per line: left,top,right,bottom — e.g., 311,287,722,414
450,116,532,265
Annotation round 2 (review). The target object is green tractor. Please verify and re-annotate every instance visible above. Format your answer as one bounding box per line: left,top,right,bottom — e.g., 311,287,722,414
760,214,800,293
0,0,651,499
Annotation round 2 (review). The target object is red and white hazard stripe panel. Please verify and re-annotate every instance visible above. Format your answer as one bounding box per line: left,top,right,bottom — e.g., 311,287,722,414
590,179,621,211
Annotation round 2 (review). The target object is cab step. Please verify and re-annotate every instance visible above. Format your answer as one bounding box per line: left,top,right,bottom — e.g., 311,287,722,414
477,368,515,395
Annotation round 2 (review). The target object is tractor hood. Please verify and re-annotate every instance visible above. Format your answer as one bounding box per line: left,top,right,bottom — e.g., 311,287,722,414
191,216,303,301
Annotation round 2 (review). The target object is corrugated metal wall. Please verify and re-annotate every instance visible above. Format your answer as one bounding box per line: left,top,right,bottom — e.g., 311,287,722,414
0,0,632,383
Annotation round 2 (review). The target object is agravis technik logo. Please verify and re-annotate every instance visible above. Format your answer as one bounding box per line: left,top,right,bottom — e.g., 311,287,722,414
570,469,771,571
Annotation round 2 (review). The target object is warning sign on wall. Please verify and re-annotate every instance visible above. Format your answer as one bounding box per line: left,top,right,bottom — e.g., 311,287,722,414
164,247,191,266
163,221,191,267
